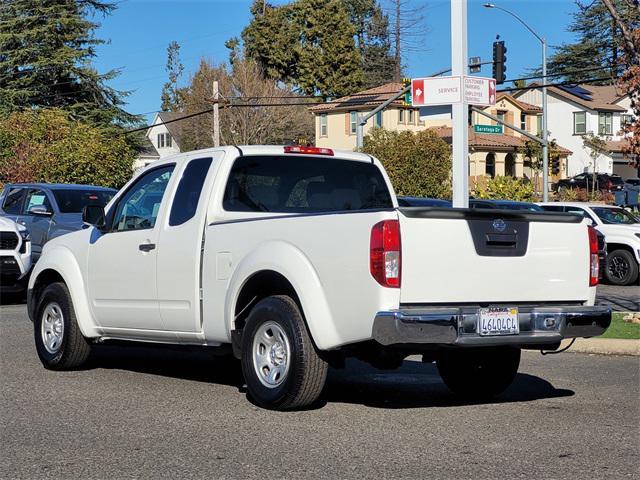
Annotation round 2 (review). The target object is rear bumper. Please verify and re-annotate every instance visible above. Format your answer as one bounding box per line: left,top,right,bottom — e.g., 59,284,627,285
372,305,612,348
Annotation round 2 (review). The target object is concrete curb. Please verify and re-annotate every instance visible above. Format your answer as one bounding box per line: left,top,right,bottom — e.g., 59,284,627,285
560,338,640,356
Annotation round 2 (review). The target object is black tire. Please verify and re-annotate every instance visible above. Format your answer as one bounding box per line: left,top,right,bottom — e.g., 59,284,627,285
241,295,328,410
34,282,91,370
437,347,520,399
605,249,639,286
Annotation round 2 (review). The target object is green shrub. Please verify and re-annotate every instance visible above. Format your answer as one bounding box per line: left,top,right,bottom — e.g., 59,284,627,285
362,128,452,199
473,176,534,201
0,109,136,189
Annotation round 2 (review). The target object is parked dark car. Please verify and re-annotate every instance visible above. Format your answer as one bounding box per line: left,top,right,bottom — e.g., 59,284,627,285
625,178,640,187
397,196,452,207
469,199,544,211
0,183,116,262
553,173,625,192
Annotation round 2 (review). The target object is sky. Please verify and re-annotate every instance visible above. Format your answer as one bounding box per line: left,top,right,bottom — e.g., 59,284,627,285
93,0,581,123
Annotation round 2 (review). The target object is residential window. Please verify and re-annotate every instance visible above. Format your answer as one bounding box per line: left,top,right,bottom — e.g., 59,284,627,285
496,111,506,124
398,109,405,124
157,132,172,148
520,112,526,130
319,114,327,137
573,112,586,135
598,112,612,135
374,111,383,127
349,111,357,134
537,114,543,135
621,114,633,127
408,109,415,124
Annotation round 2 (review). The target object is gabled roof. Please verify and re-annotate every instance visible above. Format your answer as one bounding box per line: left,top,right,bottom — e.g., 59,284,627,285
429,125,572,155
513,83,628,112
309,82,405,113
495,93,542,113
149,111,184,146
137,137,160,159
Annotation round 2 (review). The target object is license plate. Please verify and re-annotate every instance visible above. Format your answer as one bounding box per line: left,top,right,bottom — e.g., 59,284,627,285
478,307,519,336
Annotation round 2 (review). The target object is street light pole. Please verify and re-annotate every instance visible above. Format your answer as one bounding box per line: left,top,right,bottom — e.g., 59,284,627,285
483,3,549,201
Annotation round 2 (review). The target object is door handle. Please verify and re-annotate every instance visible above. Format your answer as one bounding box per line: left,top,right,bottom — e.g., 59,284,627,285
139,243,156,252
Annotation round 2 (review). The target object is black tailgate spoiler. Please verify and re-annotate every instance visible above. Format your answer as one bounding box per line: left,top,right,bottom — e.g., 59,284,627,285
398,207,583,224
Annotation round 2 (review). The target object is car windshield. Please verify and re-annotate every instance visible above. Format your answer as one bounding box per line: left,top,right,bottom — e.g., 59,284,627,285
52,189,115,213
591,207,638,225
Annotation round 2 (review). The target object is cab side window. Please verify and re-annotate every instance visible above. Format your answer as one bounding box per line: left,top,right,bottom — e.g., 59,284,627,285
2,188,25,214
23,189,52,214
112,166,174,232
169,157,213,226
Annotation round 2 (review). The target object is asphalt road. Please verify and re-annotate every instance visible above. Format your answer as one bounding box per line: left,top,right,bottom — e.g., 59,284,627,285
596,284,640,312
1,305,639,479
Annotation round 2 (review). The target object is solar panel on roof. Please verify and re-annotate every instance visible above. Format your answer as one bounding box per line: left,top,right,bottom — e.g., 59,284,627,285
558,85,593,101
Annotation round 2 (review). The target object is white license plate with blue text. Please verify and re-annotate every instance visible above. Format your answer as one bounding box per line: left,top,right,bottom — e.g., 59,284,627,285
478,307,519,336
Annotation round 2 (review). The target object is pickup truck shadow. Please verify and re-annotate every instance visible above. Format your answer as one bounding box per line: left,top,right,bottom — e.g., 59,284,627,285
324,358,574,409
86,344,573,410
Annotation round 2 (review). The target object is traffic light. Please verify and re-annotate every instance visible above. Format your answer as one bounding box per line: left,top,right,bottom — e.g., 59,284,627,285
402,77,412,106
551,158,560,175
492,40,507,84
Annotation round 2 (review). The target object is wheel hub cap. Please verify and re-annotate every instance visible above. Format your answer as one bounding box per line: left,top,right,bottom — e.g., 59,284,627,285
252,322,291,389
41,302,64,354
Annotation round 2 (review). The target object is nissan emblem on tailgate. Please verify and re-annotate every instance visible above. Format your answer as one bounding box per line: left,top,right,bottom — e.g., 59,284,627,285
492,219,506,232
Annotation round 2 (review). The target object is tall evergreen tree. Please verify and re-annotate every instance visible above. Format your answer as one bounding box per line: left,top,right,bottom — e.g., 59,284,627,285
242,0,364,97
546,0,639,83
160,41,184,112
0,0,137,126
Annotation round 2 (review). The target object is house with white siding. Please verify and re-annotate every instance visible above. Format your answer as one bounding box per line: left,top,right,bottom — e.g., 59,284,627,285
134,111,184,170
514,84,638,179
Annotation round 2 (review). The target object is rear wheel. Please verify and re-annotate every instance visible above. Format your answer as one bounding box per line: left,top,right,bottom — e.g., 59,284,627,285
241,295,328,410
605,249,639,286
437,347,520,399
34,282,91,370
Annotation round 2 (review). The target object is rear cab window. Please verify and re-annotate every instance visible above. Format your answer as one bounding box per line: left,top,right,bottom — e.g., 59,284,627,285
223,155,393,213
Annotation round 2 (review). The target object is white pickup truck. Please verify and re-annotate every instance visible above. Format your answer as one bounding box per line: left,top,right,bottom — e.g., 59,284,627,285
28,145,611,410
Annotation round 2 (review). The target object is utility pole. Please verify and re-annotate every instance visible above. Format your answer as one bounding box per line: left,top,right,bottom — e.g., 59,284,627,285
451,0,469,208
213,80,220,148
541,40,549,201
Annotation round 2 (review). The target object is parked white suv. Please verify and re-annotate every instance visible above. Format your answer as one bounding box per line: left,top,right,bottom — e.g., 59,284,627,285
28,146,610,410
539,202,640,286
0,217,32,293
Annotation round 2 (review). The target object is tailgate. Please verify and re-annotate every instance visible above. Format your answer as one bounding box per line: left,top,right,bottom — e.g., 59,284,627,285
398,208,590,304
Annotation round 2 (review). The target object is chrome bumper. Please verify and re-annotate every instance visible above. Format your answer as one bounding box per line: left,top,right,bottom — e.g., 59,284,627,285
372,306,612,347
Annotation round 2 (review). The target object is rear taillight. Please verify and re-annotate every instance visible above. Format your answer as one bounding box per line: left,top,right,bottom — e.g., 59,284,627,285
588,225,599,286
370,220,401,288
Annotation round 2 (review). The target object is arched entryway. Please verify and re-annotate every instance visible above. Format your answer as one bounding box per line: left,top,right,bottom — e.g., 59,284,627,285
485,153,496,178
505,153,515,177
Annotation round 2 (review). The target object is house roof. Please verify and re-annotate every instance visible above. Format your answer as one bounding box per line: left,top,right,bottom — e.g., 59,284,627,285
605,139,630,154
495,93,542,113
308,82,405,113
137,137,160,159
152,111,184,146
429,125,572,155
514,83,628,112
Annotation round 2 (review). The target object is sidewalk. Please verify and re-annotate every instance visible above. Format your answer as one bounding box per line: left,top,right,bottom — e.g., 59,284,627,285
560,338,640,356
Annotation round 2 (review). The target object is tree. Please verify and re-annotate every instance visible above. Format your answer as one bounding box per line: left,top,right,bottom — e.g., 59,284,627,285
583,132,610,193
385,0,428,82
160,41,184,112
362,128,451,199
0,0,137,127
242,0,364,97
545,1,639,82
344,0,397,88
177,58,314,151
0,109,135,188
520,137,563,197
601,0,640,167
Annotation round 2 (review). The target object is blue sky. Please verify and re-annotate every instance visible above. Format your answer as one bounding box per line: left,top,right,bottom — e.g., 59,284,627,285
93,0,580,122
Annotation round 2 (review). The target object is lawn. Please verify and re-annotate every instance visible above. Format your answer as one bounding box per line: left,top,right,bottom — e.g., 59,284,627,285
601,313,640,340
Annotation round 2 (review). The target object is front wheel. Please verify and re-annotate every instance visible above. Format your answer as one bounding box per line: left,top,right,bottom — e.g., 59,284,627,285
241,295,328,410
437,347,520,399
34,282,91,370
605,249,639,286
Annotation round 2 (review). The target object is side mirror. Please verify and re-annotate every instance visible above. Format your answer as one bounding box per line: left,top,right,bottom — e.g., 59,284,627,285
28,205,52,216
82,204,106,229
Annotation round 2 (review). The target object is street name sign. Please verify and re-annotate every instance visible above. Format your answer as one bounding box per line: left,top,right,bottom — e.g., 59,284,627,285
411,75,496,107
473,124,503,134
